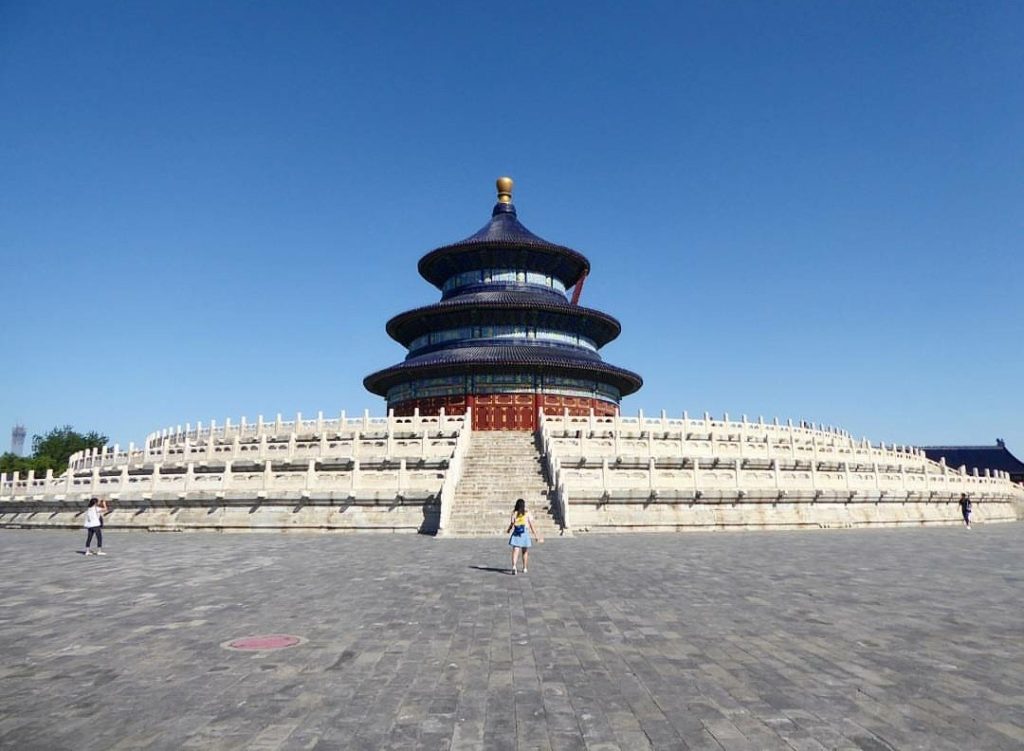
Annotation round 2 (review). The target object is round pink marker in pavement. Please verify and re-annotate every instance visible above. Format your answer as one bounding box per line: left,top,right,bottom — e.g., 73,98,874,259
222,634,304,651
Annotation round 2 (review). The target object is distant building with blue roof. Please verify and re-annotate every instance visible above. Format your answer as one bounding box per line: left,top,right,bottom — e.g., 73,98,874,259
921,440,1024,485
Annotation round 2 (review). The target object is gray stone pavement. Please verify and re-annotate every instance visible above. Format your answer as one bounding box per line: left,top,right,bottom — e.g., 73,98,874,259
1,525,1023,751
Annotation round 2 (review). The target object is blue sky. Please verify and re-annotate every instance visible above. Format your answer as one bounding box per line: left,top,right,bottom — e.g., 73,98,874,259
1,1,1021,454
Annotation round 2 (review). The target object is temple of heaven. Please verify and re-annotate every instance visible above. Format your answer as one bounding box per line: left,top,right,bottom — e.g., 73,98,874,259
364,177,642,430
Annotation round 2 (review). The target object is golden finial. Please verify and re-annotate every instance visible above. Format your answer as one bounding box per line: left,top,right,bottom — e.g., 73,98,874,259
496,176,514,204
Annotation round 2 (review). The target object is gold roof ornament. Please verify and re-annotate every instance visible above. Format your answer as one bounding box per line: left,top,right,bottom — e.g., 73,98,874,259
496,176,514,204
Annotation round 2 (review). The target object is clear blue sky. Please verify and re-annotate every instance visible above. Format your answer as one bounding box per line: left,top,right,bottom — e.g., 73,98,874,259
1,1,1021,454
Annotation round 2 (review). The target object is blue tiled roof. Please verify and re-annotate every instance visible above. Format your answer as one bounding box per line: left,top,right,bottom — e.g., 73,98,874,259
456,203,560,246
364,343,643,397
385,289,622,347
365,189,643,404
418,202,590,289
438,289,572,307
921,442,1024,475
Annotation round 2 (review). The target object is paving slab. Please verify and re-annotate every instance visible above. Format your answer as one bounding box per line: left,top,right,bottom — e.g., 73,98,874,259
0,524,1022,750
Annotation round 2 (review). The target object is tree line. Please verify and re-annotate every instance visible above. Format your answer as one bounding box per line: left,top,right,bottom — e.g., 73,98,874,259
1,426,108,478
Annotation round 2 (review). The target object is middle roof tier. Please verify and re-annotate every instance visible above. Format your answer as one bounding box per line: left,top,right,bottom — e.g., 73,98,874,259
385,288,623,349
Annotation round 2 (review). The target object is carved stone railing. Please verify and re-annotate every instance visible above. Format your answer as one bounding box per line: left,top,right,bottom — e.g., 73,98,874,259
436,408,472,536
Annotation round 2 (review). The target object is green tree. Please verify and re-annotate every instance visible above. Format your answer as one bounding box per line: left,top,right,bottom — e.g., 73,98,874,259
30,425,108,475
0,452,34,476
0,451,62,477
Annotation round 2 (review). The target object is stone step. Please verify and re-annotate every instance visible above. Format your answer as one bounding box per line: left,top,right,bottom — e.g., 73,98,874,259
457,488,548,492
445,431,560,536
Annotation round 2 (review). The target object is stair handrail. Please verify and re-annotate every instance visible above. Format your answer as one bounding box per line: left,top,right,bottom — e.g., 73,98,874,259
437,408,472,536
538,410,569,532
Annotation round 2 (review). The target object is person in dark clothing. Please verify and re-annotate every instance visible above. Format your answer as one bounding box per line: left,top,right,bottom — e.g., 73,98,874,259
958,493,972,529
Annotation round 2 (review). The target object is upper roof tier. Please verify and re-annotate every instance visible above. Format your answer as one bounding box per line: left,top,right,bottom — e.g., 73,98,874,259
418,180,590,290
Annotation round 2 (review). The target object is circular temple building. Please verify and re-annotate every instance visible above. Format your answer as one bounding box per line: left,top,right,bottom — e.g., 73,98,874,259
364,178,643,430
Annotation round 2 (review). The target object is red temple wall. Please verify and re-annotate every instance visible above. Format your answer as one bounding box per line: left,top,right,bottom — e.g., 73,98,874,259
390,392,617,431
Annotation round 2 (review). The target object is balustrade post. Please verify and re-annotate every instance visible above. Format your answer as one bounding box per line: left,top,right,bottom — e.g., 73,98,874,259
263,459,273,491
306,459,317,491
222,460,233,490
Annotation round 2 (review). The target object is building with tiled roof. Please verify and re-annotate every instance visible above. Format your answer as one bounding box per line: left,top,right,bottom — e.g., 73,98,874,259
921,440,1024,485
364,178,642,430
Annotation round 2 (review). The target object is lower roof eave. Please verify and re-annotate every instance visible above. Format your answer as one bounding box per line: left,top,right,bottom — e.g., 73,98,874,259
363,360,642,399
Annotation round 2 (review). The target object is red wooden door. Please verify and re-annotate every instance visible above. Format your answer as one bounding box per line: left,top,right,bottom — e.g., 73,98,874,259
473,394,536,431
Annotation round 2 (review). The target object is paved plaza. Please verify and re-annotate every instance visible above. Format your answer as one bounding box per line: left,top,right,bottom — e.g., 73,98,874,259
1,524,1022,751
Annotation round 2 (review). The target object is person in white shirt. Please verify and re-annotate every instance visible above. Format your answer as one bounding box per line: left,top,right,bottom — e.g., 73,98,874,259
83,497,108,556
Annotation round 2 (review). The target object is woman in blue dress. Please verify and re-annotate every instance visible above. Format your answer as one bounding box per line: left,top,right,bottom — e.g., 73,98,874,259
506,498,543,575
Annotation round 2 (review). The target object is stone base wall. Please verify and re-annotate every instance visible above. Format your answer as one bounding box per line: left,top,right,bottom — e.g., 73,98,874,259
0,493,439,534
566,490,1019,533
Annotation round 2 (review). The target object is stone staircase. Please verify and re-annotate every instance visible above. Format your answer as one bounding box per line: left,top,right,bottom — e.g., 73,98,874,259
444,431,562,537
